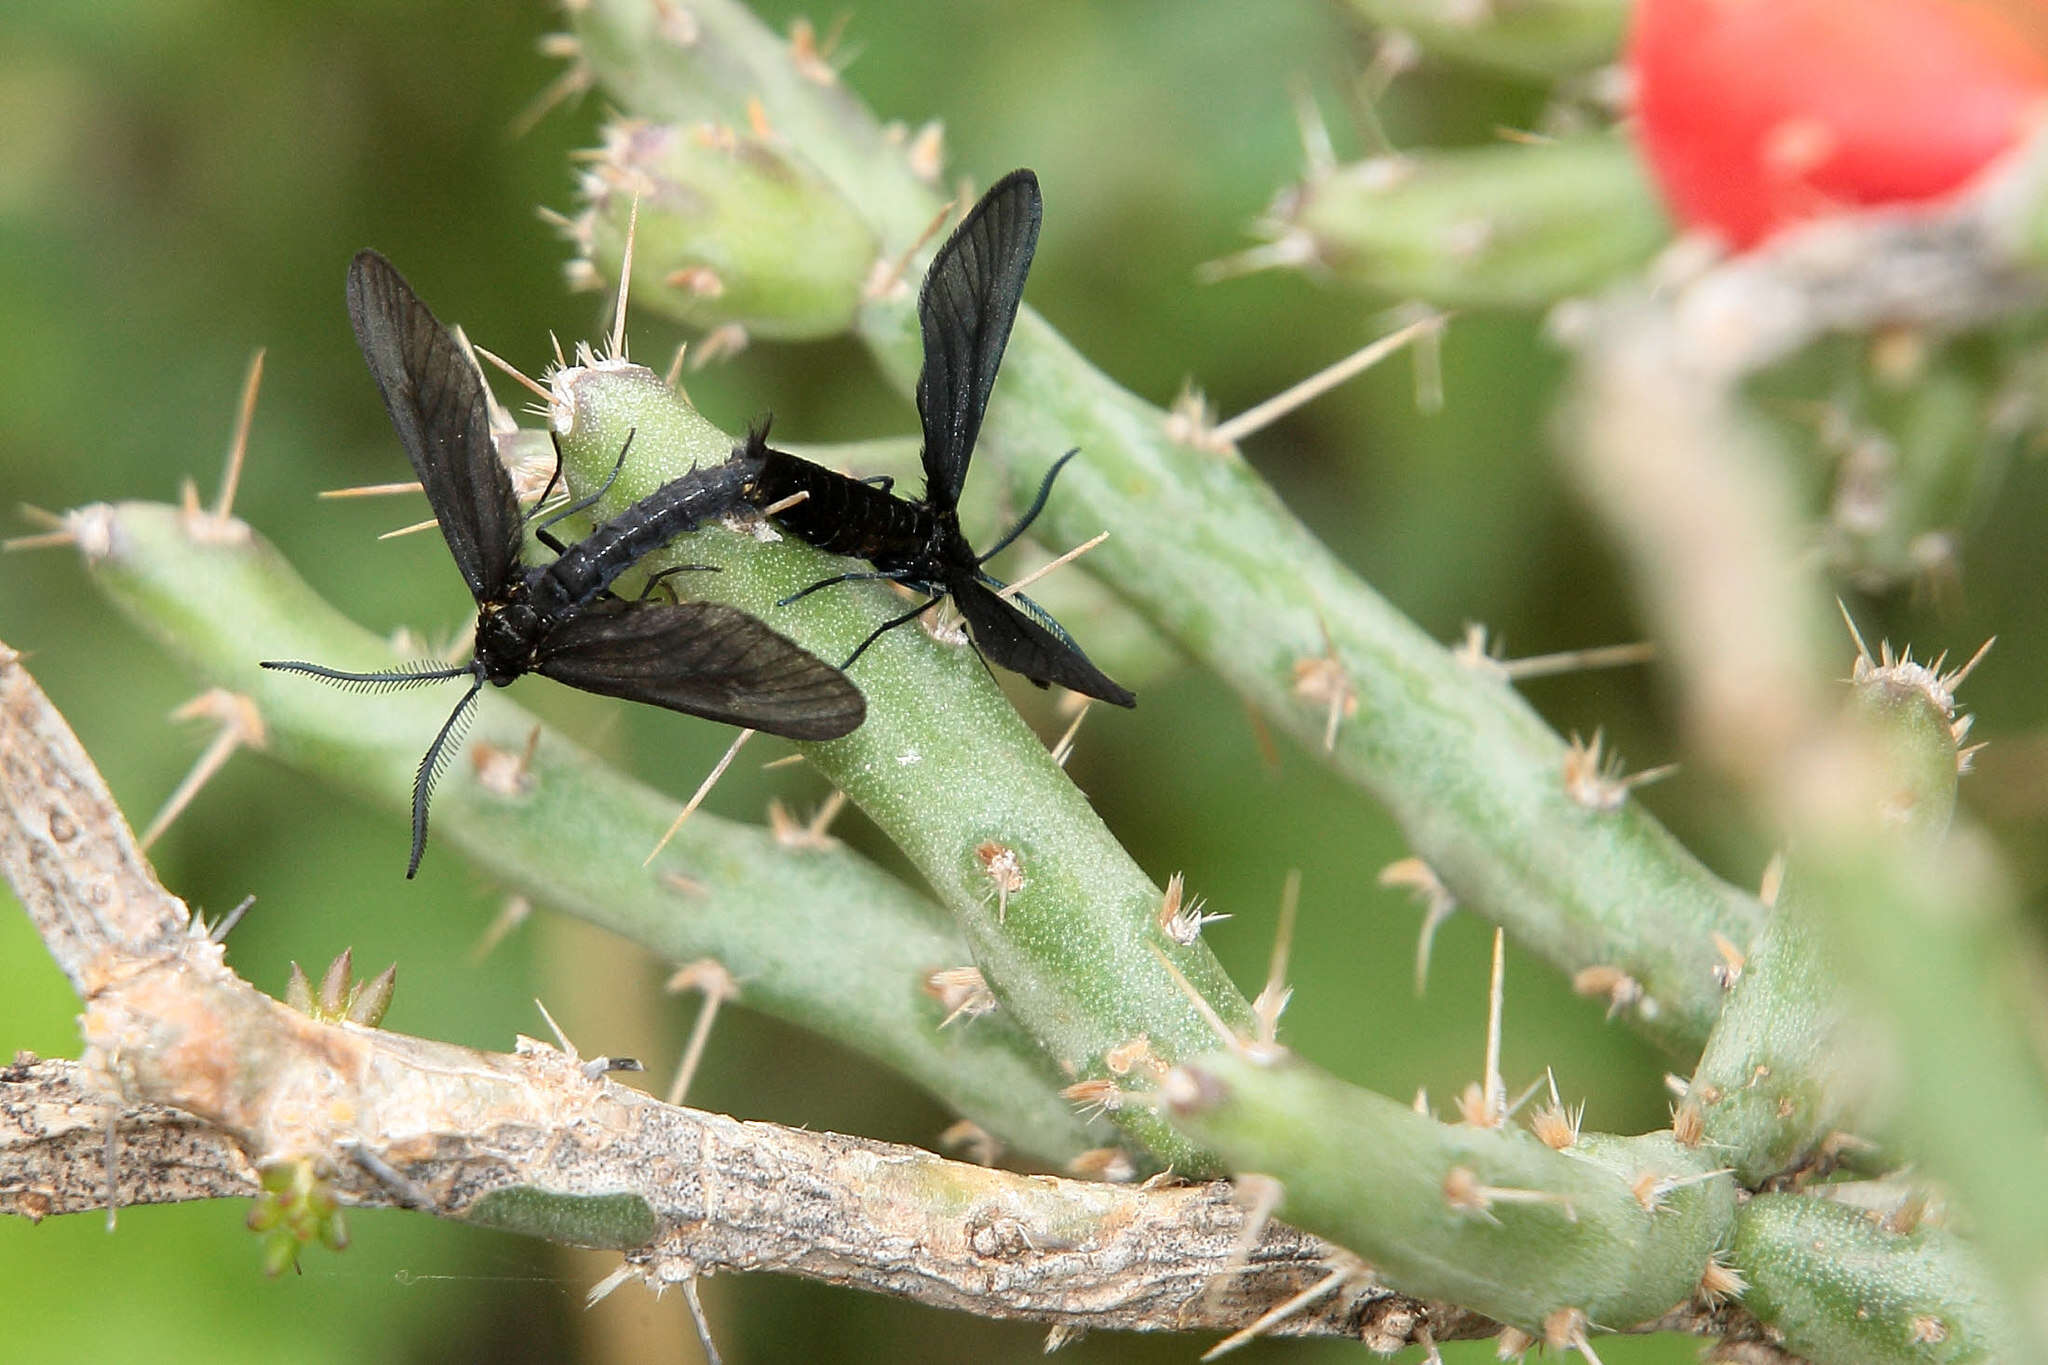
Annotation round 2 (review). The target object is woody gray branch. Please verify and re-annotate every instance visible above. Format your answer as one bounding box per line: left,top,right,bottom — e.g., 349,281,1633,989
0,642,1487,1344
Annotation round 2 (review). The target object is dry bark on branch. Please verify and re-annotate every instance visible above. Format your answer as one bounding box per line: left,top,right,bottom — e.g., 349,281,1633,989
0,639,1485,1350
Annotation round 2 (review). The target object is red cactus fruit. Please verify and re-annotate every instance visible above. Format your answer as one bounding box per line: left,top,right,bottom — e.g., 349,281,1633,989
1628,0,2048,248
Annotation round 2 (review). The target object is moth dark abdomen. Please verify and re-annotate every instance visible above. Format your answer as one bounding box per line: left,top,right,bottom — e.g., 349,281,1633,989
744,444,927,564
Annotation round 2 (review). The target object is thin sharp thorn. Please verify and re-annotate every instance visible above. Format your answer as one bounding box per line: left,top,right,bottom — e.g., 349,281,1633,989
17,503,64,530
507,56,591,141
103,1109,119,1233
761,489,811,516
320,480,425,500
378,516,442,541
665,983,729,1107
994,531,1109,601
1200,1264,1350,1360
646,729,755,865
1406,304,1446,414
214,348,265,522
1356,36,1410,144
759,752,806,771
208,894,256,944
1288,78,1336,176
450,325,517,438
550,331,567,370
1148,944,1242,1050
807,789,848,839
1483,927,1506,1127
1948,635,1996,689
1195,236,1319,285
142,690,264,850
1499,641,1657,680
664,342,690,393
586,1264,635,1307
140,727,242,850
469,895,533,964
341,1140,433,1209
1413,889,1453,994
1258,870,1301,1044
683,1278,724,1365
608,191,641,362
1624,761,1681,792
1836,599,1872,664
3,529,77,552
532,997,577,1058
1212,312,1448,447
1504,1072,1548,1118
870,198,959,299
1049,701,1091,767
471,343,554,407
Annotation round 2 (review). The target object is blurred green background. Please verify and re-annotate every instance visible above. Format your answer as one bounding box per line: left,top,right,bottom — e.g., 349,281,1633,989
1,2,2040,1362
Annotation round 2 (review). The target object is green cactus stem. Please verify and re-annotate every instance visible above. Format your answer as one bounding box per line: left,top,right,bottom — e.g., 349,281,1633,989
1682,871,1885,1189
1761,330,2032,595
1731,1192,2020,1364
1683,638,1974,1185
1270,136,1672,308
568,118,876,339
1340,0,1629,80
70,499,1100,1162
1793,648,2048,1352
548,361,1255,1170
565,0,1766,1057
1162,1046,1735,1336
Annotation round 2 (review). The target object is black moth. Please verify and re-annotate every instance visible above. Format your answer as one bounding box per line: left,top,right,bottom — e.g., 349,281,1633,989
263,251,865,878
737,169,1135,709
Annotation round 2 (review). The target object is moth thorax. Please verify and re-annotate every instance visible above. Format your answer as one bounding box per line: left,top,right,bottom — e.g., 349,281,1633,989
474,602,539,686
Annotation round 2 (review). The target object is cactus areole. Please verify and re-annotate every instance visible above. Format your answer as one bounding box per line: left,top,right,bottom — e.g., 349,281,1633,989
1628,0,2048,248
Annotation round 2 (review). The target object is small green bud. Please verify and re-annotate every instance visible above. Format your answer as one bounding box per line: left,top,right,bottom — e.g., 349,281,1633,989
283,961,312,1015
285,950,399,1026
248,1159,349,1276
317,947,353,1017
350,963,397,1029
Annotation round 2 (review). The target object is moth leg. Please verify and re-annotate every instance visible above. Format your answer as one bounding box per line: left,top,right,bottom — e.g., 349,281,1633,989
842,595,942,670
638,563,722,604
529,433,567,515
777,568,906,608
533,428,638,538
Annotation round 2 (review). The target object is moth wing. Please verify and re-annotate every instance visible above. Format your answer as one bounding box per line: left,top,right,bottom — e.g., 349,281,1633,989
915,169,1042,509
950,579,1135,708
347,250,524,603
533,598,866,740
